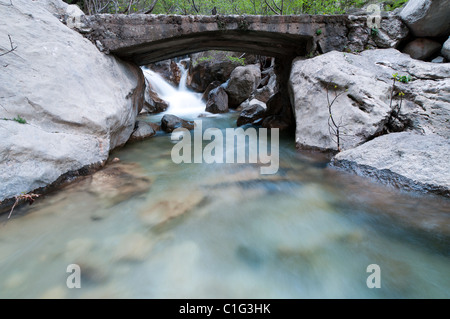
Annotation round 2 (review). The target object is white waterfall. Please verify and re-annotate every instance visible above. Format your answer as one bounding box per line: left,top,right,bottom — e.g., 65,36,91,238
142,63,206,117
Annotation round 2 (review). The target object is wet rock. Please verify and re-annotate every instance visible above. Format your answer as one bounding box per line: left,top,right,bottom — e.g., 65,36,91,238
88,162,152,206
442,37,450,61
402,38,442,60
237,100,266,127
262,115,291,131
113,233,155,262
161,114,195,133
128,121,156,143
139,190,205,227
201,81,222,102
187,51,243,92
225,65,261,108
147,59,181,86
205,86,229,114
143,79,169,114
400,0,450,37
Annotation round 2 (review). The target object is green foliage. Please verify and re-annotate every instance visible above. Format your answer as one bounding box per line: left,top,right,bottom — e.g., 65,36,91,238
13,115,27,124
316,29,322,36
226,55,245,66
384,0,408,11
392,73,412,83
2,115,27,124
68,0,372,16
371,27,379,37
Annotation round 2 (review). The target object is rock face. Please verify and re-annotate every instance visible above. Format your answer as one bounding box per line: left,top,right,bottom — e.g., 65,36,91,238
225,65,261,108
332,132,450,197
0,0,144,203
290,49,450,152
442,37,450,61
402,38,442,60
205,86,229,114
143,79,169,114
400,0,450,37
161,114,195,133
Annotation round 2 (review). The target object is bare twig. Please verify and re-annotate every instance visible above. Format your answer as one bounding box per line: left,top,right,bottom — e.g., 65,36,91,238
264,0,280,15
8,193,40,219
326,84,347,152
144,0,158,14
0,35,17,57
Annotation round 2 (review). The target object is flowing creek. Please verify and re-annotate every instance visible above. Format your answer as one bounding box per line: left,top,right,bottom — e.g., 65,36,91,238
0,65,449,299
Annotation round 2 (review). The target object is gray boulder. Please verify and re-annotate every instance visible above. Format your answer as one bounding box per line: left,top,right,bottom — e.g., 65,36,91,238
237,99,267,127
225,65,261,108
161,114,194,133
289,49,450,152
400,0,450,37
205,86,229,114
442,37,450,61
402,38,442,60
332,132,450,197
0,0,144,203
128,121,156,143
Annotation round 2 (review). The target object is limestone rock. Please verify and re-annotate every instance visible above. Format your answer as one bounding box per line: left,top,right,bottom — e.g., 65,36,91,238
205,86,229,114
289,49,450,151
0,0,145,203
402,38,442,60
225,65,261,108
400,0,450,37
332,132,450,196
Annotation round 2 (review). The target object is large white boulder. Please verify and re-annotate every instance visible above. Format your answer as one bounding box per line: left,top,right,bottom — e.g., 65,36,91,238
0,0,144,202
289,49,450,152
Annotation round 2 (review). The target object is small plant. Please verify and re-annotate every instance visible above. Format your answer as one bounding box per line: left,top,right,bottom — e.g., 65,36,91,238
2,115,27,124
226,55,245,66
13,115,26,124
387,73,411,131
371,27,379,37
316,29,322,36
393,73,412,83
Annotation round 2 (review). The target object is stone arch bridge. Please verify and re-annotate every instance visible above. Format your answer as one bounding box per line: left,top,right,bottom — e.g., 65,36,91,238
83,14,408,65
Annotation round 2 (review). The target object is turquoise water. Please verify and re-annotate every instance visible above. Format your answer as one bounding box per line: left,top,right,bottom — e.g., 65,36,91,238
0,112,449,299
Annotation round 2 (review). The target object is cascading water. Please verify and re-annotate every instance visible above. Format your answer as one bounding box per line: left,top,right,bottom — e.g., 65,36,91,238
142,64,207,118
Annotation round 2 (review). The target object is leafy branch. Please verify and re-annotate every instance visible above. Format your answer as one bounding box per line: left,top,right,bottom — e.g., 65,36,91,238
386,73,410,132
